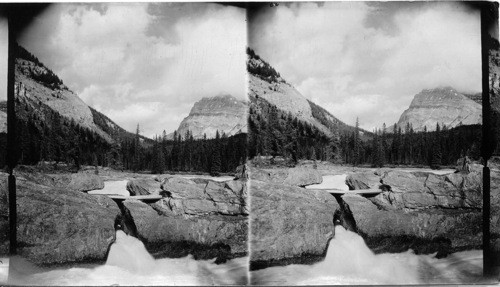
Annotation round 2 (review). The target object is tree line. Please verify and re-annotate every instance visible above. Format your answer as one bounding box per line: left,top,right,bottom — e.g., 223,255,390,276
6,90,247,175
120,126,247,175
339,120,482,168
249,95,482,169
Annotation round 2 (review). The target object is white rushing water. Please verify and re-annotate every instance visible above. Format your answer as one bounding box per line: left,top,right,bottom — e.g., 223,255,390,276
10,176,247,285
180,175,234,182
0,257,9,284
306,168,456,192
251,226,485,285
398,168,456,175
9,231,248,285
88,180,130,197
306,175,349,191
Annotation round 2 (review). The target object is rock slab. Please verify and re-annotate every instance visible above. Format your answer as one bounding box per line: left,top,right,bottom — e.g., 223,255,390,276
250,180,339,269
15,177,119,265
342,193,481,255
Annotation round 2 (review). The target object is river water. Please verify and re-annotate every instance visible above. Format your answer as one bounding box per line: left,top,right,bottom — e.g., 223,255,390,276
8,177,248,285
251,226,485,285
259,169,490,285
9,230,248,285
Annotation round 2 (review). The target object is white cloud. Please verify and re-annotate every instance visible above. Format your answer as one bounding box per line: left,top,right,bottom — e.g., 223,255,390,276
251,2,481,131
19,3,246,137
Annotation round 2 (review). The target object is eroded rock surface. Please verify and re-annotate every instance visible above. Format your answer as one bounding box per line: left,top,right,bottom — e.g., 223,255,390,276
345,171,381,190
250,180,339,269
123,200,247,261
17,171,104,193
14,175,119,265
341,194,481,256
121,176,248,262
338,164,498,257
126,178,161,196
250,166,322,187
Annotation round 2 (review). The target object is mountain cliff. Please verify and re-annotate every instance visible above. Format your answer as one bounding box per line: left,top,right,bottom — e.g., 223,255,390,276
170,94,247,139
247,48,367,162
247,48,358,138
15,44,135,144
396,87,482,132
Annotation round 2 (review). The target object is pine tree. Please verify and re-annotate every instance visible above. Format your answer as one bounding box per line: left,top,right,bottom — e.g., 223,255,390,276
210,130,222,176
133,124,141,172
352,117,361,166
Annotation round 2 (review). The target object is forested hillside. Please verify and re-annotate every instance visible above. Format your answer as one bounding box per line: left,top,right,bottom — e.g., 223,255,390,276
4,43,247,174
340,122,482,168
248,95,340,164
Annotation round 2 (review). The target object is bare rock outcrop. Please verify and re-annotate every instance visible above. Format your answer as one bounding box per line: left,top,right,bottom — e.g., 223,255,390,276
17,171,104,192
120,175,248,262
336,164,499,257
12,175,119,265
159,177,247,216
126,178,161,196
250,180,340,270
341,194,482,256
123,200,247,261
249,166,322,187
345,171,382,190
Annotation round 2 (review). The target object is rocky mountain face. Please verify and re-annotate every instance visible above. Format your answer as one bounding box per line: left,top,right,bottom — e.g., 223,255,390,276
15,45,133,144
247,48,356,138
397,87,482,132
171,95,247,139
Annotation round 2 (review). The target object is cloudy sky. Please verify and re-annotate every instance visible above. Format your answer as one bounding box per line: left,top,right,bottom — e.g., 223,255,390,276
0,18,7,102
249,2,482,131
18,3,246,137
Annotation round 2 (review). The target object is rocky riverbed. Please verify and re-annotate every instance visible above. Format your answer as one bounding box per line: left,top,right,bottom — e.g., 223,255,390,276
249,159,500,270
0,167,248,267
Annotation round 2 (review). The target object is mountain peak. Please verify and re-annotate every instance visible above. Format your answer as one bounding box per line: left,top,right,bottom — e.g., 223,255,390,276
397,86,482,131
171,95,248,139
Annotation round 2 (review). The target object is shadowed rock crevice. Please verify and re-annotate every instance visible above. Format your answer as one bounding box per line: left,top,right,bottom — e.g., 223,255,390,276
113,200,139,239
332,195,357,233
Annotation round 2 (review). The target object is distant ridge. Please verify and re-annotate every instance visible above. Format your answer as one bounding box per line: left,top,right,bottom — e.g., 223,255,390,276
168,94,247,139
396,87,482,132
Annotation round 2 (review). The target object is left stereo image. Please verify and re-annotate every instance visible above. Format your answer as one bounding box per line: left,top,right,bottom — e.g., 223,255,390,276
0,3,248,285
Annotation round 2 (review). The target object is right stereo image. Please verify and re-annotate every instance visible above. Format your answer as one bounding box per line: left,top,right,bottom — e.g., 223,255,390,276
247,2,500,285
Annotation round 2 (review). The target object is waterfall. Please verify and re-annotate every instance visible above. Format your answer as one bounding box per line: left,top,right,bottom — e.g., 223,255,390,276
105,230,155,274
251,225,484,285
8,230,248,285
